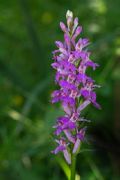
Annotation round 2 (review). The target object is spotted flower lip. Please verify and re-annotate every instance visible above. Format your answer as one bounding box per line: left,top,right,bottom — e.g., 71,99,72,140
51,10,101,164
52,138,67,154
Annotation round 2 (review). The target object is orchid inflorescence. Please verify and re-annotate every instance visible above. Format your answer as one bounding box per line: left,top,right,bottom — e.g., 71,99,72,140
51,10,101,164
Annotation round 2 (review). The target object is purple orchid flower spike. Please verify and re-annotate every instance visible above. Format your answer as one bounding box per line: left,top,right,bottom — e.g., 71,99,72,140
51,10,101,165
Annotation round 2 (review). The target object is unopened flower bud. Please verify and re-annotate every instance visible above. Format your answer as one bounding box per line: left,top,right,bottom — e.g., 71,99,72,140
60,22,67,33
66,10,73,32
66,10,73,19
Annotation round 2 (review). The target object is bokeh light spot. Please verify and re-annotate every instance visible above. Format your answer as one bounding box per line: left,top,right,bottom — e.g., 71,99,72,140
41,12,53,24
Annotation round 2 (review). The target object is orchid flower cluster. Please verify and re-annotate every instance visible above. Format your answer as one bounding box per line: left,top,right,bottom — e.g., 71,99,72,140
51,10,101,164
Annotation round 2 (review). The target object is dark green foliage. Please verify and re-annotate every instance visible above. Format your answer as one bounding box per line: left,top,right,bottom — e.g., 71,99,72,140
0,0,120,179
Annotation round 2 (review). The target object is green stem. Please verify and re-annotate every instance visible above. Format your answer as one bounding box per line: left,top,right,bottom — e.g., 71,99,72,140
70,153,77,180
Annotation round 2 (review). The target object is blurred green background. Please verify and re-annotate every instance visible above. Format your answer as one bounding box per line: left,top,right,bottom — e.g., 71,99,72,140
0,0,120,179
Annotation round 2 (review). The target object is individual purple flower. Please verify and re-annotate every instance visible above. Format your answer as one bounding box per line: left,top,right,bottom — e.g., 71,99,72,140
51,10,101,164
52,138,71,164
73,128,86,154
